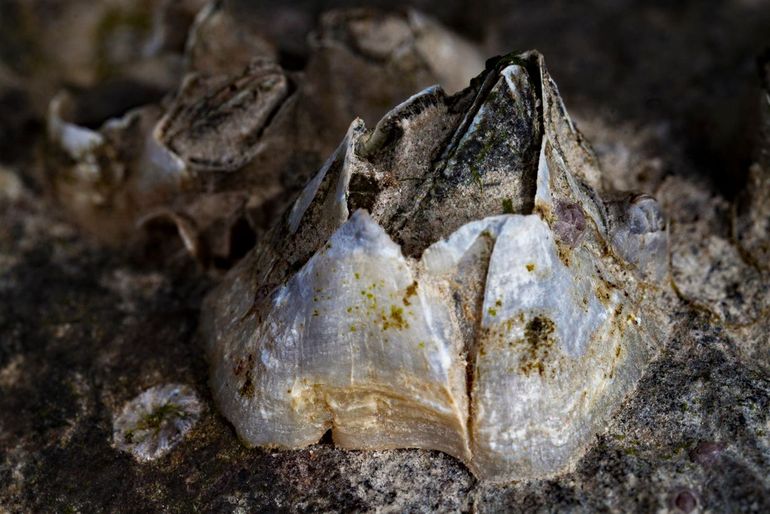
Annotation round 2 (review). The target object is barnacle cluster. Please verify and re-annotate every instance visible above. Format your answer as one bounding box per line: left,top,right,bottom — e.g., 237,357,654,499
39,1,673,482
45,5,484,266
203,51,668,481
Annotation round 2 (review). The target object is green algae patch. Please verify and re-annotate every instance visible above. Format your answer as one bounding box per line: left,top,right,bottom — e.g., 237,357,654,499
519,316,556,377
382,305,409,330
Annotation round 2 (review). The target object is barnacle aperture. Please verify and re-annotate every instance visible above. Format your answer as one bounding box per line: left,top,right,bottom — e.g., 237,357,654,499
202,51,668,482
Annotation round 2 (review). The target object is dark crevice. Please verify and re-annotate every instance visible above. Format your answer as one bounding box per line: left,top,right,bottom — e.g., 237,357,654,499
347,172,381,213
211,217,258,270
318,428,334,445
69,79,168,129
459,231,498,454
279,49,308,71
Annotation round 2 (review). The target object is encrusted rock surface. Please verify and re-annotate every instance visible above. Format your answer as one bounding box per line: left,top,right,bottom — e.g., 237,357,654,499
1,0,769,512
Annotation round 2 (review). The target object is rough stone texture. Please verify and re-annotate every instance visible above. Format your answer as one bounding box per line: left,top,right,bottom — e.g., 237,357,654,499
1,0,770,512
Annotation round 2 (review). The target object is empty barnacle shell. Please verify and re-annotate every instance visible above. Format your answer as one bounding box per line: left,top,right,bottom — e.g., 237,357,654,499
202,51,668,481
113,384,203,462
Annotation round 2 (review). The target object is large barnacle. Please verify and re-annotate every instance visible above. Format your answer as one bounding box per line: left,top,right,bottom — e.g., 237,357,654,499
202,51,669,481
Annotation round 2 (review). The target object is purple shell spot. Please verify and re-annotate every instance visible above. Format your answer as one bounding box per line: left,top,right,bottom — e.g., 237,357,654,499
690,441,725,467
554,201,586,247
672,489,698,513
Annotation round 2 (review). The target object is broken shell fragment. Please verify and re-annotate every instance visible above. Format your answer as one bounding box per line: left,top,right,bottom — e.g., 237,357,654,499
203,51,667,482
113,384,203,462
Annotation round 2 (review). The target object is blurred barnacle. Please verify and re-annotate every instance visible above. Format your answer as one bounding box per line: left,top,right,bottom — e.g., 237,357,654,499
184,0,277,74
733,51,770,271
2,0,203,90
605,192,668,281
46,89,182,242
44,6,486,269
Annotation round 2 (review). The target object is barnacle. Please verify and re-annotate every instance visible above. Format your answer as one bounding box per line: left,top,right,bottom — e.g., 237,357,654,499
203,51,668,481
113,384,203,462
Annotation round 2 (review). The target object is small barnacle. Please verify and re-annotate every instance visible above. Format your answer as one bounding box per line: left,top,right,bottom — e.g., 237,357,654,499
607,192,668,281
627,193,666,234
112,384,202,462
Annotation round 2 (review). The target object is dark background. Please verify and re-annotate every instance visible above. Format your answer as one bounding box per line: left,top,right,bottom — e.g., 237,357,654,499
3,0,769,197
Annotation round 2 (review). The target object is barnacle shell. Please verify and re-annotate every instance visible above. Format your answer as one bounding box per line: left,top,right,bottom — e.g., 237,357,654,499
113,384,203,462
47,90,183,242
6,0,203,92
203,52,668,481
310,8,485,96
184,0,277,75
